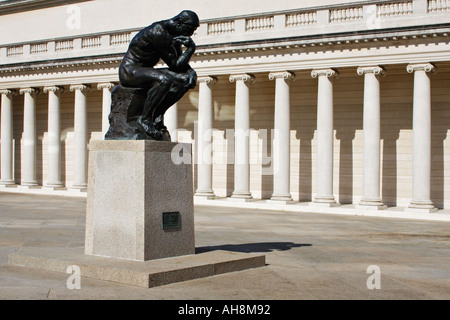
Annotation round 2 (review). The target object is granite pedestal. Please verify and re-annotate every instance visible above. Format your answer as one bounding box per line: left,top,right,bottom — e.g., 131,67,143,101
85,140,195,261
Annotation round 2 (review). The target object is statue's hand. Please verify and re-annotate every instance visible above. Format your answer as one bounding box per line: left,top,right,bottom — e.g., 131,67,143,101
187,70,197,89
174,36,195,49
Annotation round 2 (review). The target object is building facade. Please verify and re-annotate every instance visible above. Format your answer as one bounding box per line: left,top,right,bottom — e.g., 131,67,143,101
0,0,449,214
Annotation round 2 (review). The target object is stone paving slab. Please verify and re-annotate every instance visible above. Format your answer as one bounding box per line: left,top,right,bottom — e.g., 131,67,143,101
8,247,265,288
1,192,450,300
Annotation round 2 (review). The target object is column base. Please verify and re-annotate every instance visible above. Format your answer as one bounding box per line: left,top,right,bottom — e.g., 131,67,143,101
356,204,388,210
230,191,253,202
69,185,88,192
357,198,387,210
18,183,40,190
270,194,293,201
266,199,296,205
311,195,340,207
310,202,341,208
194,190,216,200
267,193,295,205
405,201,438,213
0,180,17,188
228,197,254,203
43,184,66,191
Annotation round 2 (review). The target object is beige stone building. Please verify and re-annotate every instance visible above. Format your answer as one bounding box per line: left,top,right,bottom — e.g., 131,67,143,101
0,0,449,215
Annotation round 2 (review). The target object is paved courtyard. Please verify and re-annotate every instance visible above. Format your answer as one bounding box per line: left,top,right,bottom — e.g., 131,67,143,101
0,192,449,300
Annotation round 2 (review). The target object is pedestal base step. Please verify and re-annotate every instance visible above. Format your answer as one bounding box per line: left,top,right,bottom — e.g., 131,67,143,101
8,247,266,288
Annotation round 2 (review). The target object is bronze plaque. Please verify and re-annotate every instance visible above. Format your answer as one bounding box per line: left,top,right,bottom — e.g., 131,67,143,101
162,212,180,229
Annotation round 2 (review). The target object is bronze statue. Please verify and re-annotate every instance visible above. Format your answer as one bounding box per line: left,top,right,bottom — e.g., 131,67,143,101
106,10,200,140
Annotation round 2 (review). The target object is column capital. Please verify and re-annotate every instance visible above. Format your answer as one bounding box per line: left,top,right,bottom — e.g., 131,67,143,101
43,86,64,94
19,88,39,95
70,84,91,92
229,74,255,83
357,66,385,76
0,89,17,96
197,76,218,85
97,82,115,90
311,68,339,79
407,63,436,74
269,71,295,81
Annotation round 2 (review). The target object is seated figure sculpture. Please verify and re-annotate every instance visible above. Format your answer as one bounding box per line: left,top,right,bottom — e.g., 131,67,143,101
105,10,200,140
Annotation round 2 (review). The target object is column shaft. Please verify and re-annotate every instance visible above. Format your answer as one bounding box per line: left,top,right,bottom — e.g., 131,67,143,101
357,67,386,209
230,74,254,200
20,88,38,186
164,103,178,142
269,71,295,203
71,85,89,190
0,90,15,185
311,69,339,206
195,77,217,199
98,83,114,138
406,63,437,212
44,86,64,188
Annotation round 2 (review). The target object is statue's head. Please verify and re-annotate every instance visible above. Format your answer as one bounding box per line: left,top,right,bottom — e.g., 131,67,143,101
172,10,200,36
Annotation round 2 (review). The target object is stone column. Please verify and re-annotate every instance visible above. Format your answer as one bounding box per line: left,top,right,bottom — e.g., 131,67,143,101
70,84,90,190
97,83,114,138
195,76,217,199
357,66,387,210
268,71,295,203
0,89,16,186
20,88,39,187
406,63,437,213
43,86,64,189
311,69,339,206
165,103,178,142
229,74,255,201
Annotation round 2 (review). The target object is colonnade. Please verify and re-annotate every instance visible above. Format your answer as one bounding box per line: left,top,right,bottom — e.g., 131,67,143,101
193,63,438,212
0,83,114,191
0,63,439,212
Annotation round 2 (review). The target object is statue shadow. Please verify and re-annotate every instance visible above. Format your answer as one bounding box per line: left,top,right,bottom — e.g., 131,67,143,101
195,242,312,254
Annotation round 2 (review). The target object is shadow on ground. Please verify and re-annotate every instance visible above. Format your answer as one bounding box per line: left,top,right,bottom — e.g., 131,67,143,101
196,242,312,254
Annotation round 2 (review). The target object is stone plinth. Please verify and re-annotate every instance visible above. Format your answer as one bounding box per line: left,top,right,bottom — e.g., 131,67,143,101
85,140,194,261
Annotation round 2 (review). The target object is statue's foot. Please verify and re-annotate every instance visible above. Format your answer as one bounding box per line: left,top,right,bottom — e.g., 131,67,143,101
137,117,163,140
154,115,167,132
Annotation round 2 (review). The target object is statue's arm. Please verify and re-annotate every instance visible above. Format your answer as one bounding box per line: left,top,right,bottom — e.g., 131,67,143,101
172,36,196,70
150,26,195,71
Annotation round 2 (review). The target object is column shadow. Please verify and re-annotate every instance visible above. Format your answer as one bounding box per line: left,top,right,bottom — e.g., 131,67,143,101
336,130,356,204
296,127,315,202
381,130,399,207
431,108,448,209
259,129,273,199
225,129,235,197
36,113,45,185
13,101,23,184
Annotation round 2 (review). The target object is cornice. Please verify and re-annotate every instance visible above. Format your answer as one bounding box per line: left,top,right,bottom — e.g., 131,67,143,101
0,55,122,74
193,26,450,58
0,0,88,16
0,26,449,76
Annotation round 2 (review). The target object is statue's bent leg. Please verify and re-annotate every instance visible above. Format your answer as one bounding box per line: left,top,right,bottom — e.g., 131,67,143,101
152,72,191,124
124,68,174,138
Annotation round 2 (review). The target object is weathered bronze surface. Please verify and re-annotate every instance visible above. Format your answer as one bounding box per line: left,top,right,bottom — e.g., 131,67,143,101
163,212,180,230
105,10,200,141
